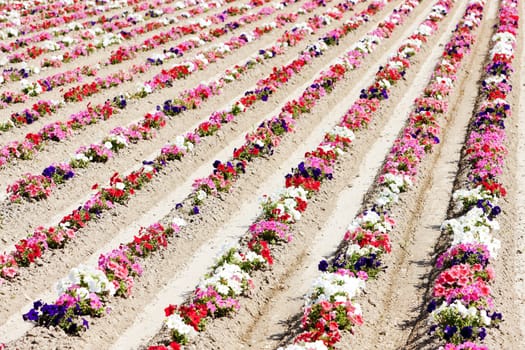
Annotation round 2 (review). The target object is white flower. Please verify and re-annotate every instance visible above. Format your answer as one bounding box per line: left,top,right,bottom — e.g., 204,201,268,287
199,263,250,296
327,125,355,141
76,287,90,299
306,272,365,305
172,216,187,227
431,300,492,327
442,207,501,257
196,189,207,201
480,309,491,326
74,153,89,162
59,264,116,297
416,24,433,36
165,313,196,338
346,243,379,257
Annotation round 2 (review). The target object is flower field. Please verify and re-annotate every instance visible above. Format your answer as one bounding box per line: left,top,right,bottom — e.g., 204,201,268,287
0,0,523,349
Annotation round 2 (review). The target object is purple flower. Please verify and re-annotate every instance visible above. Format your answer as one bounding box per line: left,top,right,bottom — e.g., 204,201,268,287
42,165,56,178
427,300,437,313
460,326,473,339
318,259,328,272
22,308,39,322
478,327,487,340
443,325,457,341
64,171,75,180
192,206,200,215
490,311,503,321
490,206,501,217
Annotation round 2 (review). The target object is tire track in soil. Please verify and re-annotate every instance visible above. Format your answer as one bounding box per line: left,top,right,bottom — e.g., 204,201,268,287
514,1,525,342
508,0,525,346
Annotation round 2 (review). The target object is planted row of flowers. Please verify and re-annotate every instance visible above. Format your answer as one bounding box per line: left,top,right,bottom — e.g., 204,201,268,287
0,0,100,28
273,0,494,348
102,0,280,66
19,0,422,340
426,1,518,348
0,0,225,84
0,0,310,168
0,0,366,279
3,0,365,201
41,5,282,103
0,0,261,104
0,0,133,38
0,6,174,59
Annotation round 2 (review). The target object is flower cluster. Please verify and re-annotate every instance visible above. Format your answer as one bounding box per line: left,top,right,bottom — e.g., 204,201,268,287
23,222,180,334
0,100,117,167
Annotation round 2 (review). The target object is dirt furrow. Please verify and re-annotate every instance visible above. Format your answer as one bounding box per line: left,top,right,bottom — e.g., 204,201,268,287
515,0,525,343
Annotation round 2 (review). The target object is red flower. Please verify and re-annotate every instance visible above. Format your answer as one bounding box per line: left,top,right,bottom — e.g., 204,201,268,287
164,304,176,317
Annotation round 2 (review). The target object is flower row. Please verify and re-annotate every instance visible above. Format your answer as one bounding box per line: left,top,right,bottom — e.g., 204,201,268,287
0,0,291,129
0,0,204,43
0,0,261,102
0,0,362,280
0,0,256,71
0,0,190,55
0,0,131,37
426,1,517,348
